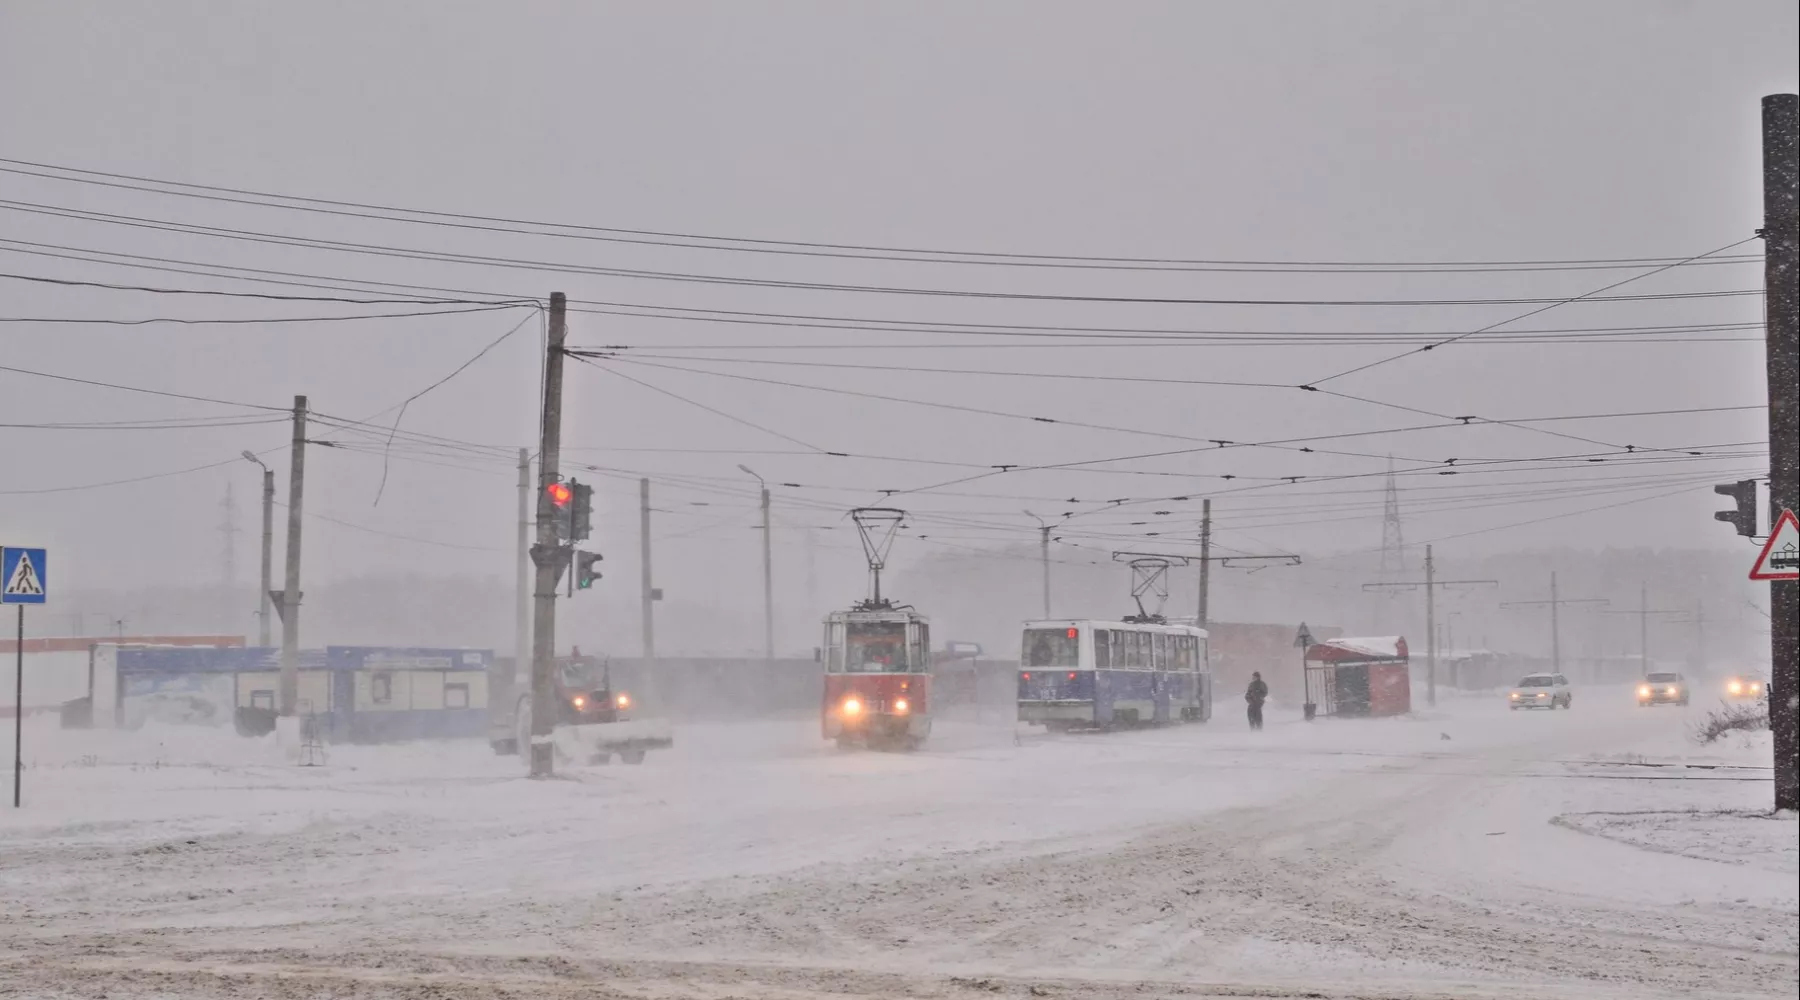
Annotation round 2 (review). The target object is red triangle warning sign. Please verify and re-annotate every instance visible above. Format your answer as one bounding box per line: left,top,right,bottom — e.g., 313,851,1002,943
1749,508,1799,581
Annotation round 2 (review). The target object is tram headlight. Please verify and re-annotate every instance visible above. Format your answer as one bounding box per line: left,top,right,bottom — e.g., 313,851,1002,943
842,697,863,716
615,693,632,710
571,695,587,710
894,698,910,715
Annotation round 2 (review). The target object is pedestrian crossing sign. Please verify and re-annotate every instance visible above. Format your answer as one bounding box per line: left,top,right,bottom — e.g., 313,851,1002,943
1,547,48,604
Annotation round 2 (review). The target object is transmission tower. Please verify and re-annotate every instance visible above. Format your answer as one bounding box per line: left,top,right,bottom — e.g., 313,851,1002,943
1375,458,1407,630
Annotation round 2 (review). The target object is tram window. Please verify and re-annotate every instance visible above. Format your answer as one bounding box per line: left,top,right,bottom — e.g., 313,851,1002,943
1094,630,1111,668
912,623,931,673
1152,632,1167,669
1023,628,1080,668
846,623,906,673
1170,635,1189,671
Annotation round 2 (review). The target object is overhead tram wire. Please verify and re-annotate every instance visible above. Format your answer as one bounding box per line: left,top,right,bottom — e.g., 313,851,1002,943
1301,236,1763,386
0,157,1764,273
0,199,1768,306
1,237,1765,348
0,269,535,307
0,303,532,326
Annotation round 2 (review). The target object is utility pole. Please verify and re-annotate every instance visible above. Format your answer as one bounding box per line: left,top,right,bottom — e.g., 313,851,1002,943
1501,573,1607,677
527,293,568,779
514,447,532,698
740,465,773,660
1191,502,1298,630
1604,584,1689,675
1197,499,1212,629
219,482,239,630
279,395,307,717
1363,546,1496,706
1025,511,1052,618
640,477,655,662
1761,92,1798,813
241,451,274,648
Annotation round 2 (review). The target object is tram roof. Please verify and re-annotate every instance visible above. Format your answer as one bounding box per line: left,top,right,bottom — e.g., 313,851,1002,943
1023,618,1207,636
824,608,929,623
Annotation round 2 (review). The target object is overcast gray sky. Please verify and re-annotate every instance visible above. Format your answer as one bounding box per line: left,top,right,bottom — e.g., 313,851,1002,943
2,1,1795,631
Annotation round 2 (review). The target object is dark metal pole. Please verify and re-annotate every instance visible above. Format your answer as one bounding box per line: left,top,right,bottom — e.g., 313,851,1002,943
641,477,655,662
761,486,774,662
1763,93,1798,812
13,605,22,808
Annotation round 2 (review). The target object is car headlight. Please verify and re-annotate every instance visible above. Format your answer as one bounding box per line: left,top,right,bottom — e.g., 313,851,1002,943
1536,692,1548,698
1510,692,1520,700
842,697,862,716
1729,681,1743,694
894,698,910,715
1638,686,1651,697
1666,686,1678,696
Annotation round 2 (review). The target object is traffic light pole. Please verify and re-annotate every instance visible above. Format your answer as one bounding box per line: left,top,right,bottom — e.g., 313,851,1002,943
528,293,567,779
1762,93,1797,813
514,447,532,712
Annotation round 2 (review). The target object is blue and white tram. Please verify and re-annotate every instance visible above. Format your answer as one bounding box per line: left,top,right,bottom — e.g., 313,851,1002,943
1017,619,1211,730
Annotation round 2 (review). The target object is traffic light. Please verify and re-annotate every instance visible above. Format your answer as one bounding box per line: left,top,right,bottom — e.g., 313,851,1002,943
1713,480,1758,537
575,550,603,590
545,481,574,540
569,480,594,542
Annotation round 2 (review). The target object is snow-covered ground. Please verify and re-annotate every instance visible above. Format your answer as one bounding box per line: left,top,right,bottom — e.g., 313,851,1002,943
1,688,1793,999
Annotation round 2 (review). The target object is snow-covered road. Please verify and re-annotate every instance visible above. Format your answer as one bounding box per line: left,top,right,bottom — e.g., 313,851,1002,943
1,691,1793,999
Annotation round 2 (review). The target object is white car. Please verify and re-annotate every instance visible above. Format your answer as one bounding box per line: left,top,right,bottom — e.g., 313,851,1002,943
1508,673,1572,710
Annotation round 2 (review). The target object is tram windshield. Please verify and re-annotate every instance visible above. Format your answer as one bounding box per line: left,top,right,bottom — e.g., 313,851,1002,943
1022,628,1081,668
845,622,909,672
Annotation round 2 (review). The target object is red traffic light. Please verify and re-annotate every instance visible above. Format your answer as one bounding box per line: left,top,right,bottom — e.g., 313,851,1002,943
546,482,573,507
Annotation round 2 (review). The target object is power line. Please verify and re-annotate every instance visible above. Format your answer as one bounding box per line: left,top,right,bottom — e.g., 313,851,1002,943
0,201,1766,307
0,269,523,306
0,303,530,326
1303,237,1761,385
0,156,1766,273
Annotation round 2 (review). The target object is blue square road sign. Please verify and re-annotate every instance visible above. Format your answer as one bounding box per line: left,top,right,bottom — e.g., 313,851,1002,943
1,547,48,605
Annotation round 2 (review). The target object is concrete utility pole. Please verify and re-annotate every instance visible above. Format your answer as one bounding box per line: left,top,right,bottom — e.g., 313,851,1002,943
1501,573,1606,678
1197,500,1212,629
740,465,773,660
1364,547,1496,706
640,477,655,661
1026,511,1052,618
241,451,274,648
279,395,307,717
1761,92,1798,813
1602,583,1686,673
528,293,568,779
515,447,532,696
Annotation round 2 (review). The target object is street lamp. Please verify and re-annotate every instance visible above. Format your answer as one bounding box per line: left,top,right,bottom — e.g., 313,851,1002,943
739,465,773,661
241,451,275,647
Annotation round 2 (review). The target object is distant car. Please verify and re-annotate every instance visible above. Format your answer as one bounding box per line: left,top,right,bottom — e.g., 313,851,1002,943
1509,673,1571,710
1723,675,1767,701
1637,671,1690,707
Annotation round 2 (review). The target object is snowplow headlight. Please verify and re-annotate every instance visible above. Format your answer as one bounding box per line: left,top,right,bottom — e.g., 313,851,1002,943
571,695,587,709
894,698,909,715
616,693,631,709
842,697,862,716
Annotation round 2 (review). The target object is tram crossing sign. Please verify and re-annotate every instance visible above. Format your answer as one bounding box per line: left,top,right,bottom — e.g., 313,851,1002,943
1,547,47,605
1749,509,1799,582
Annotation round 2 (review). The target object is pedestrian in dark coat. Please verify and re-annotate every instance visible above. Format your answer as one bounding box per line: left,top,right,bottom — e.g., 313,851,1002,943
1245,672,1269,730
